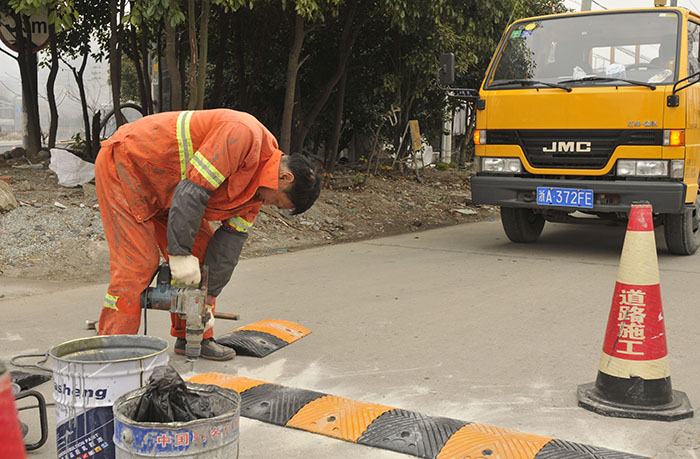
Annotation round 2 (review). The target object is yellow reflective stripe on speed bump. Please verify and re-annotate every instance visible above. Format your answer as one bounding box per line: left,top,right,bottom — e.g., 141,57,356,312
231,319,311,343
176,111,194,179
103,293,118,311
191,151,225,189
188,372,266,393
286,395,394,442
437,423,551,459
226,216,254,233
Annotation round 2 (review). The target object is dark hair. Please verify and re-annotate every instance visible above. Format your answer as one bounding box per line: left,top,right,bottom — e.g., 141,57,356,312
284,153,321,215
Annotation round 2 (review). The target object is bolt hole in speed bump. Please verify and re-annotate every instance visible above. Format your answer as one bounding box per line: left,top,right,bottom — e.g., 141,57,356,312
578,201,693,421
190,372,652,459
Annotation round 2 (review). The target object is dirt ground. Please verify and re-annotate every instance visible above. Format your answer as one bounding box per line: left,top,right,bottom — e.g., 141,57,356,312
0,155,498,283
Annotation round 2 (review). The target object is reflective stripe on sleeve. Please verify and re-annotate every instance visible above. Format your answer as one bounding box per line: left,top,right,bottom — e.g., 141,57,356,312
103,293,119,311
191,151,226,189
226,216,254,233
177,111,195,179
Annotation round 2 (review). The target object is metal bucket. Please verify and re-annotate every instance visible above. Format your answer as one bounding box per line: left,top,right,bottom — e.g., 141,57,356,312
49,335,169,459
113,382,240,458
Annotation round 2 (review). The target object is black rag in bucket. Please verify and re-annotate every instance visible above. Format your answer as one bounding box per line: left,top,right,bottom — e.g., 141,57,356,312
133,365,215,422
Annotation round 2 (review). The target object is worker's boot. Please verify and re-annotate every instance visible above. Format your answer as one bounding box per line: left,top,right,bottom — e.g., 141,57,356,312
174,338,236,361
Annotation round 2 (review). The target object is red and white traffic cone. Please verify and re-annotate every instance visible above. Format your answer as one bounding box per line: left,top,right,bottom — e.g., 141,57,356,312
0,362,27,459
578,202,693,421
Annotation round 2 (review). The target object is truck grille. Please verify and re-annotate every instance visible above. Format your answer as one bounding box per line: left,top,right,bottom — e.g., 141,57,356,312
487,129,663,169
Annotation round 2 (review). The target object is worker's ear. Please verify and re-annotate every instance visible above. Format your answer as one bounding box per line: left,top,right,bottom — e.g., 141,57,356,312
280,169,295,185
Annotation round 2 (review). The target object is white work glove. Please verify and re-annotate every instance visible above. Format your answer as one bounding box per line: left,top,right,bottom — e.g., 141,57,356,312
204,304,215,330
169,255,201,286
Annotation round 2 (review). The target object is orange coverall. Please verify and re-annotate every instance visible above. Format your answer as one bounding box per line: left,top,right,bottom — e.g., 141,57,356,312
95,109,281,337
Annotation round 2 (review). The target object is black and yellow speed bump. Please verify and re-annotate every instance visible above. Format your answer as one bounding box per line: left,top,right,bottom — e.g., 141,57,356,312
215,319,311,357
189,373,650,459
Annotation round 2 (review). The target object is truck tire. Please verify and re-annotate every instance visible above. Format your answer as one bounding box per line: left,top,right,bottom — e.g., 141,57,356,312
500,207,545,243
663,195,700,255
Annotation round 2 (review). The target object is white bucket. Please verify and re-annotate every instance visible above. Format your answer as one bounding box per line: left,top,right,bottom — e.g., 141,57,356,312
49,335,169,459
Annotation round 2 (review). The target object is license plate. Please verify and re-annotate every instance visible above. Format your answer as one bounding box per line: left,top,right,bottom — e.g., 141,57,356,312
536,187,593,208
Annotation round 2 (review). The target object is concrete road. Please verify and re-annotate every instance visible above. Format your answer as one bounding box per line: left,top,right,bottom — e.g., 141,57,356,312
3,220,700,458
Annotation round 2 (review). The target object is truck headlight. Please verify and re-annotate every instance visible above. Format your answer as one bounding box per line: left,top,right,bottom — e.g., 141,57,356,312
616,159,670,177
670,159,684,179
480,157,522,173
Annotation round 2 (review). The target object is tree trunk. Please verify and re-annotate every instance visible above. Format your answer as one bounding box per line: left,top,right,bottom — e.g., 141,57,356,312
326,69,348,172
130,25,148,114
195,0,210,109
179,30,188,106
14,14,41,155
109,0,125,125
294,5,359,154
164,19,182,110
140,26,153,114
210,10,228,108
71,48,93,160
91,111,102,156
233,11,248,109
186,0,198,110
157,29,163,112
46,22,59,149
280,12,305,154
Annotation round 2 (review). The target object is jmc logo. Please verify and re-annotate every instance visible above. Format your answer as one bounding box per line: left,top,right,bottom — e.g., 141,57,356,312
542,141,592,153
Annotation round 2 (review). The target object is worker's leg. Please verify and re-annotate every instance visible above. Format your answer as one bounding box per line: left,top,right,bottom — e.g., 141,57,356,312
95,148,161,335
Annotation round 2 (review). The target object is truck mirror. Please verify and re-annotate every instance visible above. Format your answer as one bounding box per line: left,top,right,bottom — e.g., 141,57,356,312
439,53,455,85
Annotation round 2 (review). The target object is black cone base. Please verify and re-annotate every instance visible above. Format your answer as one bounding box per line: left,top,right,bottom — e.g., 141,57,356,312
578,381,693,421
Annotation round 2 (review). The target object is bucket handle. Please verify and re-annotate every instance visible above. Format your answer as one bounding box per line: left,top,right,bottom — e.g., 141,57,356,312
15,389,49,451
10,351,51,373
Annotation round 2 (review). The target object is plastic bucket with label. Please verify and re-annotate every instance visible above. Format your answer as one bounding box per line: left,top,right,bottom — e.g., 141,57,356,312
49,335,169,459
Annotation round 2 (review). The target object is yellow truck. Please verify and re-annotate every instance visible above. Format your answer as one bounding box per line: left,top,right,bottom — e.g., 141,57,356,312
467,2,700,254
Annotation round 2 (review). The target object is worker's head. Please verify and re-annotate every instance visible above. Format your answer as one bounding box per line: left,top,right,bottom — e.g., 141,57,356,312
255,153,321,214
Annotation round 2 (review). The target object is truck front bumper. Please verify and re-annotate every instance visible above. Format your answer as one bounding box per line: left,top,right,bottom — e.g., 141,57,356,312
471,176,687,214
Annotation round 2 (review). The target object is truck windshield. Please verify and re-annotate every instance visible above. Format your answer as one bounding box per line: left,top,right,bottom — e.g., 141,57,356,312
487,10,680,89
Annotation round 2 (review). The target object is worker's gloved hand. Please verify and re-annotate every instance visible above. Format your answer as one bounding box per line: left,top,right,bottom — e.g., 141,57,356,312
169,255,201,286
204,304,215,330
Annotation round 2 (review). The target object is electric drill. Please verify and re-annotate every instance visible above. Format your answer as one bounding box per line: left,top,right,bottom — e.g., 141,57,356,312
141,263,209,361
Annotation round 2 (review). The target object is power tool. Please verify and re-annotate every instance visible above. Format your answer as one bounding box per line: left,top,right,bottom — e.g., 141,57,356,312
141,263,238,361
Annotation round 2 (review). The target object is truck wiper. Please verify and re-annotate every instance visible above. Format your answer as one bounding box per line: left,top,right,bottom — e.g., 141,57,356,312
558,76,656,90
489,79,572,92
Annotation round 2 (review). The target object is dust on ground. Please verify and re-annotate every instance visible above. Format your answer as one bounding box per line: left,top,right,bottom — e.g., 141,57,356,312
0,157,498,283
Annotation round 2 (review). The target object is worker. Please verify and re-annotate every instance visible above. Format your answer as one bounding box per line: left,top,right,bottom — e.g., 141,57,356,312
650,39,676,70
94,109,321,360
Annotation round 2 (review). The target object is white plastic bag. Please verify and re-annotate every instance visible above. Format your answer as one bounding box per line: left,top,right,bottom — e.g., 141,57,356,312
48,148,95,187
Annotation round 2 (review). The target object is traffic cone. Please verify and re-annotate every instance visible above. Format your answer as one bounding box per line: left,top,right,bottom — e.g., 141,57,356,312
578,202,693,421
0,363,27,459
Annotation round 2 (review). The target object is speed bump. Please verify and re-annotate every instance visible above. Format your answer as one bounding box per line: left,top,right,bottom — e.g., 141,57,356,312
215,319,311,357
189,372,650,459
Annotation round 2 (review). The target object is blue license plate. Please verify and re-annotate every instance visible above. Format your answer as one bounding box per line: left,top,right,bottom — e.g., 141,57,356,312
536,187,593,208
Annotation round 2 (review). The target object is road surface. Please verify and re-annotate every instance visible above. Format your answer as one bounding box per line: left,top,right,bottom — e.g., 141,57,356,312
3,220,700,458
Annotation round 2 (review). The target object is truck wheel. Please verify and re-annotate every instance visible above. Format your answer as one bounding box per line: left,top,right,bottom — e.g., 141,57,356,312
663,195,700,255
500,207,545,243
